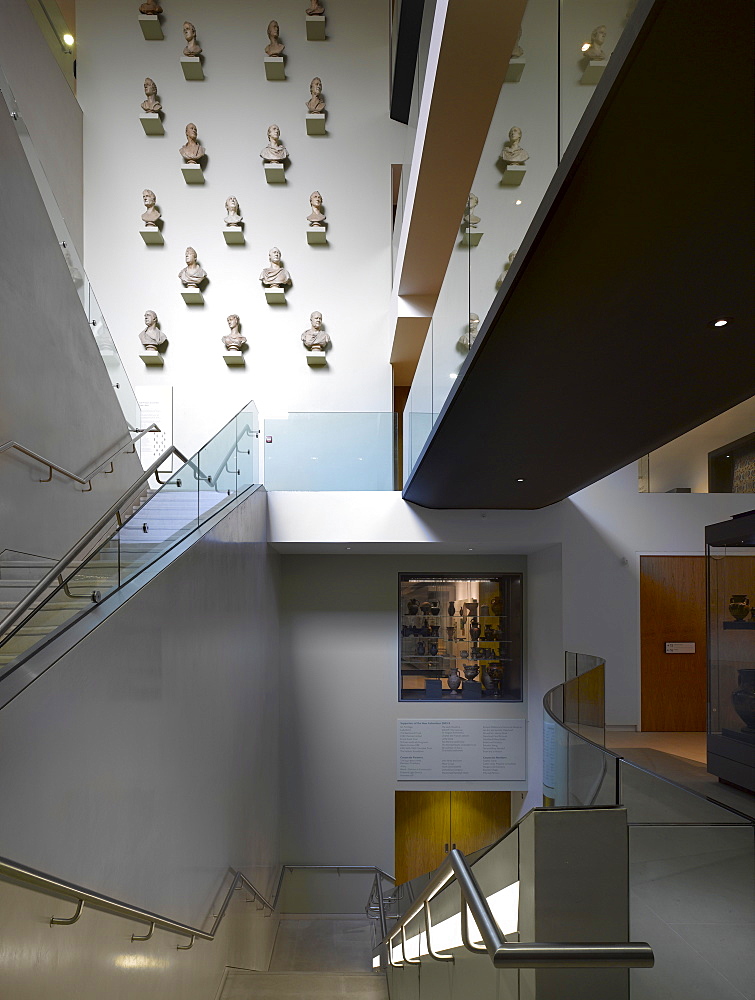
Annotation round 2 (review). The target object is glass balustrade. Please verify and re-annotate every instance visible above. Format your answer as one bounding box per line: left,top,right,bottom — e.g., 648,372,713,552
263,412,395,491
0,403,259,679
402,0,641,484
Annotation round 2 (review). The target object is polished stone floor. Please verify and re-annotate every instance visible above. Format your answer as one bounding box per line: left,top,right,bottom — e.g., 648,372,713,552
221,917,388,1000
606,731,755,820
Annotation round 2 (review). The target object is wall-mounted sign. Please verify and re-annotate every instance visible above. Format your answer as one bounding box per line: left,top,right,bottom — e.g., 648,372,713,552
397,719,525,781
665,642,696,654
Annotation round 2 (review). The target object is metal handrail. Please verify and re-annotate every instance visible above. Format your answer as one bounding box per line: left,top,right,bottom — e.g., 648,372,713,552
0,425,160,492
271,864,395,913
0,854,273,949
379,847,654,970
0,856,390,951
0,445,188,641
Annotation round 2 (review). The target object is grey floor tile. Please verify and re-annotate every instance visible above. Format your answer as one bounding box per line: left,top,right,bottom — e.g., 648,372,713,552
269,917,377,973
222,971,389,999
667,922,755,1000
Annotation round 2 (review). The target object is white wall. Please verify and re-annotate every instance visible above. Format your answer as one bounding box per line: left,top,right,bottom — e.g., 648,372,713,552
0,0,83,255
77,0,405,457
0,490,280,944
0,106,141,560
278,552,527,905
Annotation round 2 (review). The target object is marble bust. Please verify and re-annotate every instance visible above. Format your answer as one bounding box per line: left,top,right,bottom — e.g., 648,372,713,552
260,247,291,288
180,123,205,163
182,21,202,57
468,313,480,346
301,311,330,351
306,1,325,13
141,77,162,113
501,126,529,164
306,77,326,114
307,190,326,226
265,20,285,57
141,189,161,227
583,25,607,61
463,193,480,228
224,196,243,228
178,247,207,287
260,124,288,162
139,1,162,13
512,27,523,58
139,310,166,350
222,314,247,351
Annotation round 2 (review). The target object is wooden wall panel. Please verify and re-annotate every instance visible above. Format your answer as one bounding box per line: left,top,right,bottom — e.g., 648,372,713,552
394,791,450,885
640,556,706,731
450,791,511,855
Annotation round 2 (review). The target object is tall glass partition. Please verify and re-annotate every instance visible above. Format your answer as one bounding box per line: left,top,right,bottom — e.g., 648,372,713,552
0,403,259,679
263,412,395,491
0,65,140,434
403,0,642,483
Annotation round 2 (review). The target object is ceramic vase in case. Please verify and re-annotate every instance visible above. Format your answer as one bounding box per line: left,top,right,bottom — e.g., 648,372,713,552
729,595,750,621
447,668,462,696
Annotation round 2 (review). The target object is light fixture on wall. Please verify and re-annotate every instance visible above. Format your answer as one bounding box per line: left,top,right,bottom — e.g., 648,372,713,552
63,33,75,49
711,317,730,327
581,42,591,52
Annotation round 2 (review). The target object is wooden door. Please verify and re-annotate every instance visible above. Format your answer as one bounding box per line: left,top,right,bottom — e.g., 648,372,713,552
395,791,450,885
450,791,511,855
395,791,511,883
640,556,706,731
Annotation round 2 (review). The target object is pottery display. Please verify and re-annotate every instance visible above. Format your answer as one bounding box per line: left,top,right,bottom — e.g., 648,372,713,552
420,601,432,614
430,600,441,616
448,602,455,616
470,620,481,642
407,598,419,615
729,595,750,621
446,626,456,641
416,640,426,656
463,664,479,682
490,596,502,616
732,668,755,732
447,668,461,696
428,641,438,656
465,599,479,616
480,604,490,617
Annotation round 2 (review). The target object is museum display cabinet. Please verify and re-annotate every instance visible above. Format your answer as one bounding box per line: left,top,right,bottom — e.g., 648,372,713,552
398,573,523,702
706,510,755,793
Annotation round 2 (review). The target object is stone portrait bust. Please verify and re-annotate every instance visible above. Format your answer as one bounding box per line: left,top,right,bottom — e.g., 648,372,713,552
141,189,161,227
260,247,291,288
307,77,326,114
139,310,166,349
182,20,202,57
224,196,243,228
260,124,288,162
511,27,523,59
464,193,480,228
301,311,330,351
178,247,207,287
501,126,529,164
265,19,285,57
139,0,162,13
468,313,480,346
306,1,325,14
222,314,247,351
583,25,607,61
141,77,162,114
307,190,326,226
180,123,206,163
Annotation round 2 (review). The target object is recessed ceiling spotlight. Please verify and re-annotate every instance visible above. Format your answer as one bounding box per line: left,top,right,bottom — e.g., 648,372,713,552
63,33,74,46
713,318,728,326
516,478,525,482
515,199,522,205
709,317,732,328
467,547,473,552
346,546,351,551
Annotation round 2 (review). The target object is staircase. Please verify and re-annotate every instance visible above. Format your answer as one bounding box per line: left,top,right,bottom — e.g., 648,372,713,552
0,401,259,679
222,916,389,999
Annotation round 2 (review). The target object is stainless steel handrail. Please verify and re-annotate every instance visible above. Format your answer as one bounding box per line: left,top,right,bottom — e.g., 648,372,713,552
0,425,160,492
0,854,273,948
379,847,654,970
0,856,390,950
272,864,395,912
0,445,188,641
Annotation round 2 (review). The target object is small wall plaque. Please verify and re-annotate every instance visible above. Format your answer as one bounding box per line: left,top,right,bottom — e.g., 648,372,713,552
665,642,696,654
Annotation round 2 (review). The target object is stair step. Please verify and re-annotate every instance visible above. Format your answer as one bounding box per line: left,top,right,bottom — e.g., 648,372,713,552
221,972,388,999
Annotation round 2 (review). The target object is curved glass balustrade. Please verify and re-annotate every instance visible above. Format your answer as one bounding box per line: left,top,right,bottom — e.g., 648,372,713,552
0,403,259,679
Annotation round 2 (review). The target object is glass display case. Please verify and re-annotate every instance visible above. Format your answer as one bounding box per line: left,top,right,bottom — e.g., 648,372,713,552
706,511,755,793
398,573,523,702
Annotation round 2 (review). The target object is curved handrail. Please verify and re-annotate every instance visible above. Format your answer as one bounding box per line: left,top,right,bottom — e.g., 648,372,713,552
0,445,188,642
378,846,654,970
0,425,160,492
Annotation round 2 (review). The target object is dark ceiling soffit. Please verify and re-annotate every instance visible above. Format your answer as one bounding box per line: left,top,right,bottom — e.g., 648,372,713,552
390,0,426,124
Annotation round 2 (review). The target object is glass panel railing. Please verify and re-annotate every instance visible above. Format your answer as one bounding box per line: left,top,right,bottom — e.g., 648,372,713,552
263,412,395,491
0,403,259,679
402,0,642,482
0,65,139,433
